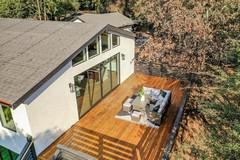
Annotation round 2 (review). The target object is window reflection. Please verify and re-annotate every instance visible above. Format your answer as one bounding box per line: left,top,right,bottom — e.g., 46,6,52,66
112,34,120,47
88,65,101,105
72,49,86,65
74,73,91,117
88,39,99,58
0,104,16,132
111,55,120,88
101,60,111,96
101,32,110,52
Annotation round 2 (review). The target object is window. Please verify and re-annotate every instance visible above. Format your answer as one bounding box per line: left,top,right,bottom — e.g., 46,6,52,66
0,104,16,132
112,34,120,47
0,145,18,160
88,38,99,58
72,49,86,66
101,32,110,52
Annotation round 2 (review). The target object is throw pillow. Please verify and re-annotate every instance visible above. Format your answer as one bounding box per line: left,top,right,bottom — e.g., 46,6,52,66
160,90,167,97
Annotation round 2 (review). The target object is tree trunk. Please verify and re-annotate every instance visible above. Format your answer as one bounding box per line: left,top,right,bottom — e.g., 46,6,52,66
36,0,42,20
43,0,47,20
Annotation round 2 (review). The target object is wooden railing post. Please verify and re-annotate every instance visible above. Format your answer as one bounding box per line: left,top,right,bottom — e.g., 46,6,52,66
98,135,103,159
134,147,142,160
162,86,191,160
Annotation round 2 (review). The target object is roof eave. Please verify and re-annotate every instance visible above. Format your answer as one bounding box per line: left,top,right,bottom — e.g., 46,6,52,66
106,24,136,38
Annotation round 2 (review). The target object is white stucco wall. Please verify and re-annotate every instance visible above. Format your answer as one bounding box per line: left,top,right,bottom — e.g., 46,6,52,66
24,62,79,155
1,31,135,155
119,35,135,82
0,104,32,154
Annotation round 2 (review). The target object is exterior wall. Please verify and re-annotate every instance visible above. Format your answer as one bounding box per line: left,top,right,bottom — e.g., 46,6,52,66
25,63,79,155
1,32,135,155
118,35,135,82
0,104,31,154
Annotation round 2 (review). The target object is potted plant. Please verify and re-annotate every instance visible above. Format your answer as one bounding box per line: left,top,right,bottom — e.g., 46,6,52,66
138,87,145,101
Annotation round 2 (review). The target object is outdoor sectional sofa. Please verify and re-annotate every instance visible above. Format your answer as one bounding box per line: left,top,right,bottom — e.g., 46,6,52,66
144,87,172,126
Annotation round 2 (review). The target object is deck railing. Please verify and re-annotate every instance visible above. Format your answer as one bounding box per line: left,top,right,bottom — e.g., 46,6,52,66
162,84,191,160
17,136,37,160
135,60,197,83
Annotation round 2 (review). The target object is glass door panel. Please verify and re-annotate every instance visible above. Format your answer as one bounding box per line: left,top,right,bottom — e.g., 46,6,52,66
111,54,120,88
101,60,111,97
88,65,102,105
74,72,91,118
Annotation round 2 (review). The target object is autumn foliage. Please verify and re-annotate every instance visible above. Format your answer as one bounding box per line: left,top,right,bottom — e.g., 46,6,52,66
134,0,239,73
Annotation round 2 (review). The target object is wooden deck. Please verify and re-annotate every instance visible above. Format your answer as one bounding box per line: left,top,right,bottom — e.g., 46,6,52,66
38,73,186,160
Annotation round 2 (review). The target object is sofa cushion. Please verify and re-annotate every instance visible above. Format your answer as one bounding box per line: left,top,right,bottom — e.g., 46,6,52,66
160,90,167,97
152,105,159,112
157,91,171,115
152,97,163,110
144,87,160,99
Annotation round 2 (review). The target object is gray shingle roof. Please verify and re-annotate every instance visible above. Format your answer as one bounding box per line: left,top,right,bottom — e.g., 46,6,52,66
0,18,134,107
76,12,135,28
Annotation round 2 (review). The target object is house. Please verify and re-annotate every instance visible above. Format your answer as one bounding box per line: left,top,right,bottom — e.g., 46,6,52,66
71,12,135,31
0,13,135,159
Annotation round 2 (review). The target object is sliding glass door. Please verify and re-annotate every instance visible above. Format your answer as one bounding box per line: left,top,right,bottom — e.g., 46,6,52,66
111,54,120,89
74,72,91,117
74,53,120,118
88,65,102,105
101,60,111,97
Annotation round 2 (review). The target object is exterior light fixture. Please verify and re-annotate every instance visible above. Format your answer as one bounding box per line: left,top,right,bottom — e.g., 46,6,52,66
121,53,125,60
130,57,135,64
68,83,75,93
